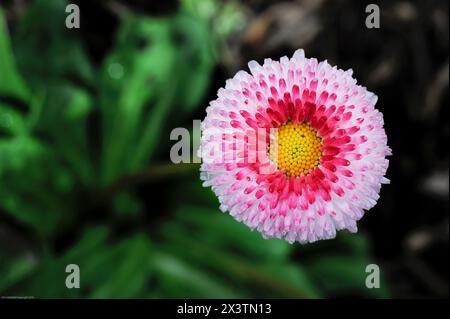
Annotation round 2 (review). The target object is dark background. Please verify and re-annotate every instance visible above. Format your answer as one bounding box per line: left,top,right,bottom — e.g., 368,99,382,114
0,0,448,298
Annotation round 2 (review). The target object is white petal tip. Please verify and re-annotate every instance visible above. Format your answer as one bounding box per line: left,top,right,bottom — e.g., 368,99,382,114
293,49,305,60
248,60,261,75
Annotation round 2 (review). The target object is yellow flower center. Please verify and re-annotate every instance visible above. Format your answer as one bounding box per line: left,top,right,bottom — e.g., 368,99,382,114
269,121,322,176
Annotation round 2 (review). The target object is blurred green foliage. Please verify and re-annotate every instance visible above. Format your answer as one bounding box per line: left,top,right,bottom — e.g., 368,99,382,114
0,0,388,298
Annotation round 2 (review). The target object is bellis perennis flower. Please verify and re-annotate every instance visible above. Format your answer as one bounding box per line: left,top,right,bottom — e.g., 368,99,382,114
199,49,391,244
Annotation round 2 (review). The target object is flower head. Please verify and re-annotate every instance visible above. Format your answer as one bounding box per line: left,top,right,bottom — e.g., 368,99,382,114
200,49,391,244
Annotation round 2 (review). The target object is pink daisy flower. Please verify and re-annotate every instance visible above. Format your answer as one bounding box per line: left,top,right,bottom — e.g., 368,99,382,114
199,49,391,244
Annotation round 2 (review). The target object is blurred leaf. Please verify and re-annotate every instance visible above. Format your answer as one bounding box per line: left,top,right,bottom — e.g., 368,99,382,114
34,84,95,187
159,205,322,298
99,15,178,185
160,234,319,298
7,227,154,298
7,256,76,298
170,179,219,208
64,89,92,120
166,205,292,261
259,264,320,298
89,234,151,298
64,226,110,259
172,13,215,112
182,0,218,20
182,0,246,37
151,252,242,298
0,254,37,293
306,255,389,298
100,9,217,185
0,135,45,174
112,191,143,217
0,8,30,101
304,233,390,298
0,132,80,237
0,103,28,135
213,2,246,37
13,0,94,86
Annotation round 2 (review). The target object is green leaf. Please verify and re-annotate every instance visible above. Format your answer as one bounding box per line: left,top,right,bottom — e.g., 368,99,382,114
0,255,37,293
172,13,215,112
7,228,154,298
99,10,217,185
166,205,292,261
158,205,321,298
34,84,95,187
0,134,80,238
0,103,28,135
0,135,46,174
12,0,94,87
89,234,151,298
305,242,390,298
112,191,143,217
259,264,320,298
0,8,30,101
99,16,178,185
64,226,110,260
151,252,242,298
